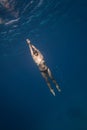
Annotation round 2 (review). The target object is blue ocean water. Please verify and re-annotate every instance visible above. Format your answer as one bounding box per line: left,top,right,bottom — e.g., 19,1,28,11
0,0,87,130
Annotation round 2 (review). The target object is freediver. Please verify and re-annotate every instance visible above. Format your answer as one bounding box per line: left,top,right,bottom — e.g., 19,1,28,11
26,39,61,96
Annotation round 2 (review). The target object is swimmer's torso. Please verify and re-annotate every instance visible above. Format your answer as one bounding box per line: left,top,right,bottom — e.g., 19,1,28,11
32,52,44,65
32,53,48,72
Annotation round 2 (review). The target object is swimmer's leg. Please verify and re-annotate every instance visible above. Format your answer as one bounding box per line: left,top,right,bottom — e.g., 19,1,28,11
47,68,61,92
41,72,55,96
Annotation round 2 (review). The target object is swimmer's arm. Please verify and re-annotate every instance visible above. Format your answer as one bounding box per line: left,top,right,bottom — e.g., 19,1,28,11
26,38,44,59
26,39,34,56
32,45,44,58
29,45,34,56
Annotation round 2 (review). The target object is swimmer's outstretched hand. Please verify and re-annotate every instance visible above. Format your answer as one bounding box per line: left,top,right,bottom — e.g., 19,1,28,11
26,39,31,45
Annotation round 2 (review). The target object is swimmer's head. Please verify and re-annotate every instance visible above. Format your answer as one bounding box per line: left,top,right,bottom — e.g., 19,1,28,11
33,50,38,56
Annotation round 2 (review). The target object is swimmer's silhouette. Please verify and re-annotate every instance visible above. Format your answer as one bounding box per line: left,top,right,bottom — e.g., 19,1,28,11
26,39,61,96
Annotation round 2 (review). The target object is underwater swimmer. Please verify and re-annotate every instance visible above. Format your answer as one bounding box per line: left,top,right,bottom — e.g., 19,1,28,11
26,39,61,96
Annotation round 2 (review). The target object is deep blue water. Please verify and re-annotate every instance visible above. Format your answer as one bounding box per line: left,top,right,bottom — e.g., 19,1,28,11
0,0,87,130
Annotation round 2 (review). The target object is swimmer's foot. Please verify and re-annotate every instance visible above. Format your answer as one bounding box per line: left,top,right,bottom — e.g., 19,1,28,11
56,85,61,92
50,89,55,96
